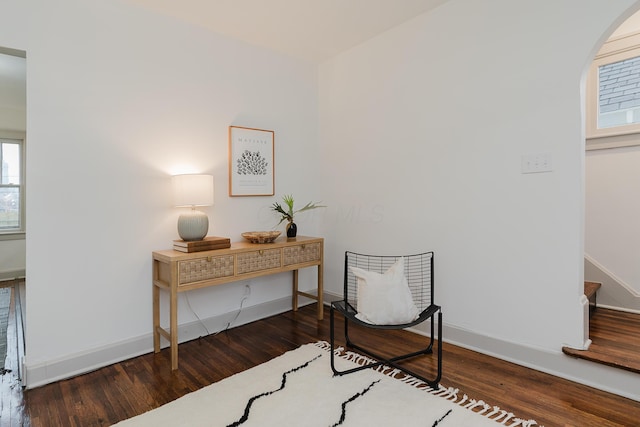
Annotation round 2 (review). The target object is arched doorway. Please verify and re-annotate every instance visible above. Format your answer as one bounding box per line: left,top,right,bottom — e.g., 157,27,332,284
584,9,640,313
567,3,640,373
0,46,26,387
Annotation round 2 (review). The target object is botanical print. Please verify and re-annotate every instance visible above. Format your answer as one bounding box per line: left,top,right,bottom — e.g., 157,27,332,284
229,126,274,196
236,150,268,176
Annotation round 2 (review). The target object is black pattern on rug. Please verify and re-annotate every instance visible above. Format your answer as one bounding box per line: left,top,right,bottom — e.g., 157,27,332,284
226,354,323,427
330,379,380,427
432,409,452,426
226,347,459,427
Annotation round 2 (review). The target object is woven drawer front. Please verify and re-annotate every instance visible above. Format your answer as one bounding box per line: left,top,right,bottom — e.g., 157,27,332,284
283,243,321,266
237,249,281,274
179,255,234,285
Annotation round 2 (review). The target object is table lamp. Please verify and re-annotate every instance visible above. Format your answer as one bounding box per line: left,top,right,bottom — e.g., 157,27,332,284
172,174,214,241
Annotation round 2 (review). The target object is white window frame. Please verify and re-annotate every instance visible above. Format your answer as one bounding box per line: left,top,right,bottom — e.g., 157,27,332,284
586,31,640,150
0,130,25,238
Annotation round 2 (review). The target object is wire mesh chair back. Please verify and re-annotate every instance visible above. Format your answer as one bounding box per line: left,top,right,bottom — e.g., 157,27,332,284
344,251,434,318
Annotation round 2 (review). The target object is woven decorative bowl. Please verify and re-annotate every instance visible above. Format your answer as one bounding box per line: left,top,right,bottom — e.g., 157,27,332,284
241,231,281,244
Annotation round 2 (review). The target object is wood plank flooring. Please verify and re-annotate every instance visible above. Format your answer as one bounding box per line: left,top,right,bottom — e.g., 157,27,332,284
3,303,640,426
563,308,640,374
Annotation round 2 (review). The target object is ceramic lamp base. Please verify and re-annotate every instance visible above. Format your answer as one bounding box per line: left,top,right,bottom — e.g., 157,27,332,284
177,210,209,241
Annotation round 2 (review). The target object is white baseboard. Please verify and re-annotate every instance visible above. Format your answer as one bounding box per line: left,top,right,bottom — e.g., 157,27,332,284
598,304,640,315
25,296,299,389
407,321,640,402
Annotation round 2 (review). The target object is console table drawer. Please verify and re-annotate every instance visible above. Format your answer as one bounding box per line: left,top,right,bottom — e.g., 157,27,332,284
179,255,235,285
237,249,281,274
283,242,321,266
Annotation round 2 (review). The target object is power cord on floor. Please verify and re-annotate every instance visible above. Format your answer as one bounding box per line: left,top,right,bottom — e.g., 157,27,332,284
184,292,211,336
183,284,251,339
214,285,250,336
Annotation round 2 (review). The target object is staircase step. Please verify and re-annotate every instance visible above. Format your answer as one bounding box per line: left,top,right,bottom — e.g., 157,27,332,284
563,308,640,374
562,344,640,374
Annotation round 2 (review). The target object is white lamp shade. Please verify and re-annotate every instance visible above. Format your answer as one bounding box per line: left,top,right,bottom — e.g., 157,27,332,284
172,174,214,207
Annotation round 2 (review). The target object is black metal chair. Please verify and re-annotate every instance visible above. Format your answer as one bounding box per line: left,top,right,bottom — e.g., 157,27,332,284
330,251,442,389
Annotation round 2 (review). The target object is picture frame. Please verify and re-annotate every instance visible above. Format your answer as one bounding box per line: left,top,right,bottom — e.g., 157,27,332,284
228,126,275,196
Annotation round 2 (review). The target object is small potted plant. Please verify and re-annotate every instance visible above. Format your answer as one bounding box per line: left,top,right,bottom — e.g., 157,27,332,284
271,194,325,238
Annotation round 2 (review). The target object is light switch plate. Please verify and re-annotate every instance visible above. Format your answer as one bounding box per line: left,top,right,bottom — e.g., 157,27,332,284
521,153,552,174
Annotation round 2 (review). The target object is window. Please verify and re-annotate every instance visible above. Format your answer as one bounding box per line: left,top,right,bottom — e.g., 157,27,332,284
587,31,640,149
0,137,24,233
597,56,640,129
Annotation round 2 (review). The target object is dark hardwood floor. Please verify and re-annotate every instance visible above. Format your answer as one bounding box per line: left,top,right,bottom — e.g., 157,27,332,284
2,303,640,426
563,308,640,374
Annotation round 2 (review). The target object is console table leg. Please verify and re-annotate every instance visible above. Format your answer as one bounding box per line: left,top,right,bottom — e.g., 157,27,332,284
317,264,324,320
292,270,299,312
170,287,178,370
152,285,160,353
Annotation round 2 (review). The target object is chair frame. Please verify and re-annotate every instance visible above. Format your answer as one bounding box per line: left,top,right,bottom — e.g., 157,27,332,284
330,250,442,389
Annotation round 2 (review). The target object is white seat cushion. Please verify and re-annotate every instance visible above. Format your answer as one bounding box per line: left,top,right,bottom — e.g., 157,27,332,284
350,257,419,325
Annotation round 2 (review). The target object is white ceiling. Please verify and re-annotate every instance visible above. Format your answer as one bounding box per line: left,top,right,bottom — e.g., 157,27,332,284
0,1,448,110
125,0,449,63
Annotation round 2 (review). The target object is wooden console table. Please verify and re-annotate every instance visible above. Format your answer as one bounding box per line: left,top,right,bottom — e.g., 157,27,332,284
152,235,324,370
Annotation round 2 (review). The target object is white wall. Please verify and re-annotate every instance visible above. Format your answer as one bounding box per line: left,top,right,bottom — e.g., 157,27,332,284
1,0,321,385
612,8,640,38
0,108,25,130
319,0,640,399
586,146,640,294
0,238,24,279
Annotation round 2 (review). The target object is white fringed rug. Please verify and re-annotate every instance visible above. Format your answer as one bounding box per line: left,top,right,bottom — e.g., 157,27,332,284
114,342,540,427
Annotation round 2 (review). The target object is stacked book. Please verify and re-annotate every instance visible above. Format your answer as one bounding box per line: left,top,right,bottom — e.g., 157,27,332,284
173,236,231,253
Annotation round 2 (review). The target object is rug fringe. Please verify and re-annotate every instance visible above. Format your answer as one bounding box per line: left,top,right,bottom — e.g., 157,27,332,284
314,341,333,352
314,340,542,427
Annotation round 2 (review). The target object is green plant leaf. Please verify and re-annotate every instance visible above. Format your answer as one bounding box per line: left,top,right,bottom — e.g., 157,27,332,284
270,194,326,225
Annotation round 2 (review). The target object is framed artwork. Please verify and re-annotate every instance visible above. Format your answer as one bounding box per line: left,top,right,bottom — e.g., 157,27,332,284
228,126,275,196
